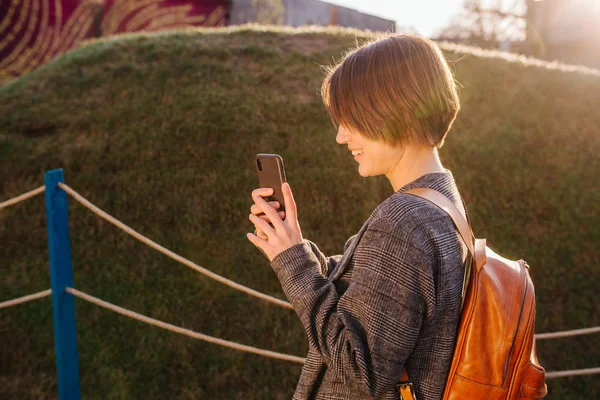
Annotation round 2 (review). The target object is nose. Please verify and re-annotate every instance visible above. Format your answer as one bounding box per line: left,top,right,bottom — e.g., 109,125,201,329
336,125,350,144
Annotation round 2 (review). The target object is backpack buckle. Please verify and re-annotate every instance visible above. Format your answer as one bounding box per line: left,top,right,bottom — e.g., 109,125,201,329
397,381,417,400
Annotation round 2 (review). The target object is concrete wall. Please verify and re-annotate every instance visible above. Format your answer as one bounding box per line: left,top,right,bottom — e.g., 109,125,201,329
230,0,395,32
285,0,395,32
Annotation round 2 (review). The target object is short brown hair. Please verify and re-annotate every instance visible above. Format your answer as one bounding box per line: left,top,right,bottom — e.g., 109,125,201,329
321,34,460,148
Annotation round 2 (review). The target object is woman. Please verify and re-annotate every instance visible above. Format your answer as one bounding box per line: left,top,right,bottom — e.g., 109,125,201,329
246,33,470,400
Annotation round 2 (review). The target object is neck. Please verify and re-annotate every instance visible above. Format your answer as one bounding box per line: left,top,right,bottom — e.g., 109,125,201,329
386,145,446,192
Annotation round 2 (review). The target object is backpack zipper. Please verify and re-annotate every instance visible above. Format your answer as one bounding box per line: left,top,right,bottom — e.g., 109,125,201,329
502,260,528,386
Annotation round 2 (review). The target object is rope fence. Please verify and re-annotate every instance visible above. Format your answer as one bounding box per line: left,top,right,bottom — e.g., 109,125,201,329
535,326,600,340
2,179,600,394
0,185,45,210
57,182,293,310
2,287,598,379
50,183,600,340
64,287,305,364
0,289,52,309
2,286,597,341
545,367,600,379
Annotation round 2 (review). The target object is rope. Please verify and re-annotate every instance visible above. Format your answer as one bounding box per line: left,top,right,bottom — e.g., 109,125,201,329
65,287,305,364
3,184,600,381
3,287,598,377
535,326,600,340
546,367,600,379
0,185,45,210
55,183,600,335
0,289,52,309
57,182,293,310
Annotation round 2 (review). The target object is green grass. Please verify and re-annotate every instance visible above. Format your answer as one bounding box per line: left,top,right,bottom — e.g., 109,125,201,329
1,24,599,399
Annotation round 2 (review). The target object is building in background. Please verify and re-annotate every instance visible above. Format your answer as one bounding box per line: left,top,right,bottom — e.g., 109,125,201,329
230,0,395,33
526,0,600,68
0,0,395,85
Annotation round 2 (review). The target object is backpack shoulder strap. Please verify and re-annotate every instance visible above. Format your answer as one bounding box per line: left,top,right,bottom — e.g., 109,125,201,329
404,188,475,258
458,192,472,227
397,188,476,399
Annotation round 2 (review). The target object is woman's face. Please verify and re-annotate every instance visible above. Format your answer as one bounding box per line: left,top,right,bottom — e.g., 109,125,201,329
336,124,404,178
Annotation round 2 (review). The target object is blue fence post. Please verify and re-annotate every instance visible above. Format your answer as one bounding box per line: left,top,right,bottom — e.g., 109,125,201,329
45,168,81,400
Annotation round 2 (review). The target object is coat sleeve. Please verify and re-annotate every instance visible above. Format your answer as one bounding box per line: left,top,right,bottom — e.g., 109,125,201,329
270,218,435,398
302,234,357,277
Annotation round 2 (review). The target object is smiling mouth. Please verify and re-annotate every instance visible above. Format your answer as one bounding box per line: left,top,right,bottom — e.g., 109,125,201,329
351,150,363,156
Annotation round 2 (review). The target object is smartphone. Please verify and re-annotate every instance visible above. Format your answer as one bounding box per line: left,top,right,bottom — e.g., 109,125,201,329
255,153,287,220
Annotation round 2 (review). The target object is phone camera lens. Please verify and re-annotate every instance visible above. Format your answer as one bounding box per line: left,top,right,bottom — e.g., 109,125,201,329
256,159,262,171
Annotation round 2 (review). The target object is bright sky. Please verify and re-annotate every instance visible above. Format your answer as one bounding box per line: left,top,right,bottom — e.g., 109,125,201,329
324,0,498,38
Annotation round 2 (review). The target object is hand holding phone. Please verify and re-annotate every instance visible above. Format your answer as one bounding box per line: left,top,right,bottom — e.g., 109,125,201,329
248,155,303,261
252,153,287,239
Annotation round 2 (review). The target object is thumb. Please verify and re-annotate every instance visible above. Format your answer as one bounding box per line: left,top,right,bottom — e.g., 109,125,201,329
282,182,297,223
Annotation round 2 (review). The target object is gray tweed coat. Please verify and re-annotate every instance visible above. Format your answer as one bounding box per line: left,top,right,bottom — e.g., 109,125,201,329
270,169,470,400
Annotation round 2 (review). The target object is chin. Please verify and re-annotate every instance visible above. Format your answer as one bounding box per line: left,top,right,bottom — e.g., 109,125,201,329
358,164,371,177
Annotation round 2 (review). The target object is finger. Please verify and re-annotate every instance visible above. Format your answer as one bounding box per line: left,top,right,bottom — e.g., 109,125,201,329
253,226,268,240
246,231,273,253
258,212,285,222
252,193,286,232
251,187,274,199
251,201,280,215
256,228,268,240
282,182,298,223
249,213,277,237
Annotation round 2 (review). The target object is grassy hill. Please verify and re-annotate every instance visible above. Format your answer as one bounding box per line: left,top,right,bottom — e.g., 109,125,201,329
0,25,598,399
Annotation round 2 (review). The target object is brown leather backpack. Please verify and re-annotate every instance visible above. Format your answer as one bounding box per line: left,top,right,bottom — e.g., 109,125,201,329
396,188,548,400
